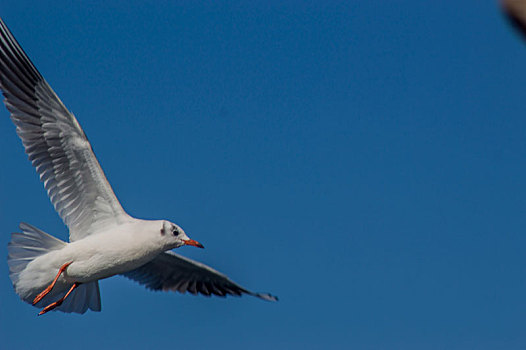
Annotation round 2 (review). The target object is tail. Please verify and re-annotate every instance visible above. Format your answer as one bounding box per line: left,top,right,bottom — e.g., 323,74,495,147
7,223,101,314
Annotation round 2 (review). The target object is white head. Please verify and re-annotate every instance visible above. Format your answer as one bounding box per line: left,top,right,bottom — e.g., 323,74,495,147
160,220,204,249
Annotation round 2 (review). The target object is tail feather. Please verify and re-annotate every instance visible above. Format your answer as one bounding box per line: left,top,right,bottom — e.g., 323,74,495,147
8,223,65,285
57,282,101,313
8,223,101,314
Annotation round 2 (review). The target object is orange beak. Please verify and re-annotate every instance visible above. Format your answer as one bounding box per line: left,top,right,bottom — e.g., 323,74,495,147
183,239,204,249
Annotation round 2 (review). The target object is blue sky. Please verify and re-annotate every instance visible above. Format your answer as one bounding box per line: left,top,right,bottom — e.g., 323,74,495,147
1,1,526,349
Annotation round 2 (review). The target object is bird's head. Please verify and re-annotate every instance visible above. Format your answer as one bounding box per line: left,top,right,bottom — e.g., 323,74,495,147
161,220,204,249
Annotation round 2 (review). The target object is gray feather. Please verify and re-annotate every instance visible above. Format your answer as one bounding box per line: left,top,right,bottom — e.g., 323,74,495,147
122,251,277,302
0,18,129,241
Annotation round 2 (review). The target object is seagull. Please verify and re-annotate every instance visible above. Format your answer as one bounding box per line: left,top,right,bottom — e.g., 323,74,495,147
0,18,277,315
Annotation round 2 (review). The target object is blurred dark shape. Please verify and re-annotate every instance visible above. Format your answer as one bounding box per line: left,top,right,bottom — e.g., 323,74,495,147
502,0,526,39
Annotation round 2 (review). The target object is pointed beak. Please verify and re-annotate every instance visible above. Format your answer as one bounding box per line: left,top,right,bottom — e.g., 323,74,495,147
183,239,204,249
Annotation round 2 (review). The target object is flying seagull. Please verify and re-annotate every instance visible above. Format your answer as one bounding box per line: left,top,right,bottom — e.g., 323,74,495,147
0,18,277,315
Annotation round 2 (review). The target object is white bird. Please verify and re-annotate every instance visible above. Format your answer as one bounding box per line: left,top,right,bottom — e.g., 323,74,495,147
0,18,277,315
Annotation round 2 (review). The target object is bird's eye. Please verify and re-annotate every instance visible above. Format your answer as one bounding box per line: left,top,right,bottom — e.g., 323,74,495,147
173,227,179,236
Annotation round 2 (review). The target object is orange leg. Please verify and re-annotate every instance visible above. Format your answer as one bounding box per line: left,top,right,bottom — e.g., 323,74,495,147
38,282,81,316
33,261,73,305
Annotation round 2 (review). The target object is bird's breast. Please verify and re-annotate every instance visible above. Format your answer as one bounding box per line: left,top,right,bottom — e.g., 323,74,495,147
63,229,164,283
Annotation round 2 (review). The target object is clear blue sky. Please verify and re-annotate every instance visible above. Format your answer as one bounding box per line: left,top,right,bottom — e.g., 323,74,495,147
1,1,525,349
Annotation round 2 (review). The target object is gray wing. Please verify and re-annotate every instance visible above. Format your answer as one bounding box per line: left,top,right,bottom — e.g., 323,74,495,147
0,18,130,241
121,251,277,302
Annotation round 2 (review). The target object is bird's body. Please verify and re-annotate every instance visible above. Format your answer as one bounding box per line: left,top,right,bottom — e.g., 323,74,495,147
19,220,170,289
0,17,276,315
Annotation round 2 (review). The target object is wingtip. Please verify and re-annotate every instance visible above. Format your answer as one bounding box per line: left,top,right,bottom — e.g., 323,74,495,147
255,292,278,302
19,222,31,231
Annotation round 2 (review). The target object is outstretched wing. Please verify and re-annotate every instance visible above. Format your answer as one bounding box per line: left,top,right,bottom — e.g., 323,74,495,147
0,18,130,241
122,251,278,302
